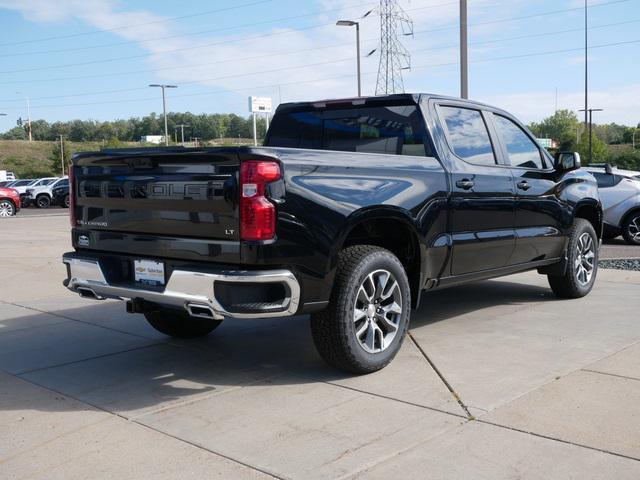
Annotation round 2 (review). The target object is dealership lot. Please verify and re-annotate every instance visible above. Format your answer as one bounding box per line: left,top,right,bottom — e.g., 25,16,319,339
1,214,639,479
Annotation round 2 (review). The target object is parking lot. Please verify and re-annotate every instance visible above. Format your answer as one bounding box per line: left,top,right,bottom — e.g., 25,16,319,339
1,213,639,479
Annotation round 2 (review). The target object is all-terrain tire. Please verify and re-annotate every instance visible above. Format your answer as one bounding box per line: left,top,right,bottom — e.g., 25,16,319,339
144,308,222,338
310,245,411,374
548,218,598,298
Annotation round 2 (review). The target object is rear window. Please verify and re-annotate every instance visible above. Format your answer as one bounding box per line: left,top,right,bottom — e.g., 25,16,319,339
266,104,432,156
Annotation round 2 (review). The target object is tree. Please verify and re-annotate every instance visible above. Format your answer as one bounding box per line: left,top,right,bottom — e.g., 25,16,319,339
577,132,608,164
49,139,72,175
528,110,580,146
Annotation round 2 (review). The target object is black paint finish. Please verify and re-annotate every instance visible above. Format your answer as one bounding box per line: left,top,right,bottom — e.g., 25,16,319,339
68,93,601,313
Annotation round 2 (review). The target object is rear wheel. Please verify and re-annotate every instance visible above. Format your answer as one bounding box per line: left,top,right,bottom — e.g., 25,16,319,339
144,308,222,338
36,195,50,208
310,245,411,374
0,200,15,217
621,212,640,245
548,218,598,298
63,194,70,208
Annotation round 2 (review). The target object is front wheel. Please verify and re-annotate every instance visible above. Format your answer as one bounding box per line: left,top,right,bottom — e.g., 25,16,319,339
0,200,15,217
548,219,598,298
621,212,640,245
311,245,411,374
144,308,222,338
36,195,51,208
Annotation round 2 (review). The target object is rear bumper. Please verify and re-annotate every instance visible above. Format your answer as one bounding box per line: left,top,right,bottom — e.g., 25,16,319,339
62,253,300,320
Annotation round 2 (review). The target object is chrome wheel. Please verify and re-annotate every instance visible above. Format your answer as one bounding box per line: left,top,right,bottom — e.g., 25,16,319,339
353,269,402,354
0,200,14,217
575,232,595,286
628,216,640,243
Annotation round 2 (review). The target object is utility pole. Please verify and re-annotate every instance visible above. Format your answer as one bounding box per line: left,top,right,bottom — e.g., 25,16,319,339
375,0,413,95
579,108,603,164
336,20,362,96
16,92,32,141
190,137,200,147
59,135,65,176
149,84,177,146
632,128,639,150
584,0,588,128
460,0,468,99
176,124,189,146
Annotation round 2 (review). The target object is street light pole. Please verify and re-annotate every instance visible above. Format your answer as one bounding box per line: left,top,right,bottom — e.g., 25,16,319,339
16,92,32,141
336,20,361,97
460,0,468,99
579,108,603,164
149,84,177,146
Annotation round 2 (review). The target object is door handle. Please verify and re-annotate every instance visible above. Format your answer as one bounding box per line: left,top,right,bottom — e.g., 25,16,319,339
455,179,474,190
517,181,531,191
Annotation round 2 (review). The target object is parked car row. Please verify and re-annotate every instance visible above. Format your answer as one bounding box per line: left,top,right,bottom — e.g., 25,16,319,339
0,176,69,209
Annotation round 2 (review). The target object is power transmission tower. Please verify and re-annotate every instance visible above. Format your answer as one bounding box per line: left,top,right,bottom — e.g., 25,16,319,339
375,0,413,95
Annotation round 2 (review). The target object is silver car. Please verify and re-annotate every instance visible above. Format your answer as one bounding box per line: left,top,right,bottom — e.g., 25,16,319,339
585,167,640,245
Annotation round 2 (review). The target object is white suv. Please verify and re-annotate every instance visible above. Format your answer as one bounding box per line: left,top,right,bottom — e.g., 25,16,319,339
26,176,67,208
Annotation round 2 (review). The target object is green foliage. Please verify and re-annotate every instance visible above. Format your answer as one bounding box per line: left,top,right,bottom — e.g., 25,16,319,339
528,110,580,146
1,112,270,143
49,139,72,175
577,133,609,165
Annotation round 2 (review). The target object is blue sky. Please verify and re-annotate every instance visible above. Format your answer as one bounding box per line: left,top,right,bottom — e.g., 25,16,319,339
0,0,639,134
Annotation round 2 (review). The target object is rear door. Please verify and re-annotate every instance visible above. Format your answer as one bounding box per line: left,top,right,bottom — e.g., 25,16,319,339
437,104,516,275
73,149,240,262
489,113,566,264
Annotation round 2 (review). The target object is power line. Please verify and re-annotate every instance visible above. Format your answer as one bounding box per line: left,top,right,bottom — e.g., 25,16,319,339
0,0,276,47
0,0,628,76
2,38,638,111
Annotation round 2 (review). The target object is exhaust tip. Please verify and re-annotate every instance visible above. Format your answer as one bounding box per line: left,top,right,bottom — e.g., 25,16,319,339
77,287,104,300
186,303,219,320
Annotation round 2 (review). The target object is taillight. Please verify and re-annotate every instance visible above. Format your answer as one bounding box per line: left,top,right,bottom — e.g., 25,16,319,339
69,166,76,227
240,160,281,241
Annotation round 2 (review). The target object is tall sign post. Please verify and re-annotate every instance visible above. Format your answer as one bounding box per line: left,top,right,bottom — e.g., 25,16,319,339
248,96,273,146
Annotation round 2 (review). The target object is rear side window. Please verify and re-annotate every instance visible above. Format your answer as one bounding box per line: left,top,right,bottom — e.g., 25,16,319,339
439,106,496,165
267,104,431,156
494,115,544,169
591,172,621,188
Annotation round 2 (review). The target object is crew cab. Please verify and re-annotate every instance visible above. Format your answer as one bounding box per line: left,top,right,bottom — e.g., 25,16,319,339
63,94,602,373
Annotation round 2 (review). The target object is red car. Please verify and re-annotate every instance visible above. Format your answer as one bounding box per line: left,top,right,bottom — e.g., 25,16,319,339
0,187,20,217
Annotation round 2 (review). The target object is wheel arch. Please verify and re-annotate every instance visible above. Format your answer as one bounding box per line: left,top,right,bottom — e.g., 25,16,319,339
573,200,603,239
332,207,425,309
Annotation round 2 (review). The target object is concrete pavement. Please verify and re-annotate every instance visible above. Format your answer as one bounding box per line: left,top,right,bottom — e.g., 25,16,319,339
0,215,639,479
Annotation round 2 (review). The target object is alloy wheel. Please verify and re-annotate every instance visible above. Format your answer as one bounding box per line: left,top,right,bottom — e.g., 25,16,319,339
628,216,640,243
353,269,402,354
0,201,14,217
575,232,595,286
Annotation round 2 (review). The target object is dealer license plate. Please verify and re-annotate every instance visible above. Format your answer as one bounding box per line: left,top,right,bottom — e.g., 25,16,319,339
134,259,165,286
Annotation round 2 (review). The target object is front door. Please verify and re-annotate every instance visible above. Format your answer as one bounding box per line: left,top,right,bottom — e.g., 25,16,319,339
489,113,566,264
437,105,516,275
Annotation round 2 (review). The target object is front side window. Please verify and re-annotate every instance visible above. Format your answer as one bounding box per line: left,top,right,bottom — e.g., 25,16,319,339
439,106,496,165
494,115,544,169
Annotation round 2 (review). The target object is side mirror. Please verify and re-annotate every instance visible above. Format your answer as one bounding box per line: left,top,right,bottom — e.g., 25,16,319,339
554,152,581,172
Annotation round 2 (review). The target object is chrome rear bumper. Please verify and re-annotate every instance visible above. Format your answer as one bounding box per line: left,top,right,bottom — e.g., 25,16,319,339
63,255,300,320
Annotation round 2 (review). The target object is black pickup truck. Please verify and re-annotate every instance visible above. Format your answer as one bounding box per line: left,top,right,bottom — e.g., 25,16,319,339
63,93,601,373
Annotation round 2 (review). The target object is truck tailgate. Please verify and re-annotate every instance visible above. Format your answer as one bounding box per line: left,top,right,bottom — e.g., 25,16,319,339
72,149,240,262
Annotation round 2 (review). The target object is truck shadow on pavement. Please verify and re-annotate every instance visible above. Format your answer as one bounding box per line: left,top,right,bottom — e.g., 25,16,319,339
0,278,558,415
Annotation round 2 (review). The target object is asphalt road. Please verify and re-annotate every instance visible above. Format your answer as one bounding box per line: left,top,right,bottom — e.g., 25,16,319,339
0,215,639,479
